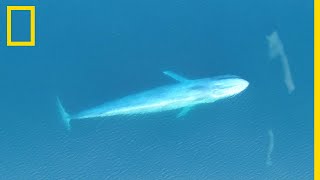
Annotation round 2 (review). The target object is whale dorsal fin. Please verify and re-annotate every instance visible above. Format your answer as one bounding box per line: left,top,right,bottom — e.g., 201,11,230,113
163,71,189,82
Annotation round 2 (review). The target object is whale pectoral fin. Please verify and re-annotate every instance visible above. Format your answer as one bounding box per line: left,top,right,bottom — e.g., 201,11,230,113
163,71,189,82
177,106,192,118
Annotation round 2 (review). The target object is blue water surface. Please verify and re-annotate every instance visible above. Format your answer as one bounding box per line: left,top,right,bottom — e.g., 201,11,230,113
0,0,313,179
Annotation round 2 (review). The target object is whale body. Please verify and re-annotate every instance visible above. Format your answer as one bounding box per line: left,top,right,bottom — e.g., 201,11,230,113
57,71,249,130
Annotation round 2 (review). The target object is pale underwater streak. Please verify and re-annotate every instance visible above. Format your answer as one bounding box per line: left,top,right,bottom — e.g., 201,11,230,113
266,129,274,166
266,31,295,94
57,71,249,130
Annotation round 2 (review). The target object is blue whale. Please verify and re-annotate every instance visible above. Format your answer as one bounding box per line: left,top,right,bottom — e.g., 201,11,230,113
57,71,249,129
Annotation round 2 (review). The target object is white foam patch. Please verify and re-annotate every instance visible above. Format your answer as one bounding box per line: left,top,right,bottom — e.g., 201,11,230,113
266,31,295,94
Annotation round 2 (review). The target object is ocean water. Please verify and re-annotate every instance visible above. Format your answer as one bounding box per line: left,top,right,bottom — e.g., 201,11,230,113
0,0,313,179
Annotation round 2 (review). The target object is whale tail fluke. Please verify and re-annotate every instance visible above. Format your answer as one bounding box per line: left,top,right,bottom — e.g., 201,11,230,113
56,97,71,130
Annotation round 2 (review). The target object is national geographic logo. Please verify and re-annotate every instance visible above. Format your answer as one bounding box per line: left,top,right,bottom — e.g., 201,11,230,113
6,6,36,46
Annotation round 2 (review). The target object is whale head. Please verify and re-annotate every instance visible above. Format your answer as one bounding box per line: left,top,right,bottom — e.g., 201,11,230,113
208,75,249,99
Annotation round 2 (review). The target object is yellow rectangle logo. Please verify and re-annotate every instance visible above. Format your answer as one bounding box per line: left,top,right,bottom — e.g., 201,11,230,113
7,6,36,46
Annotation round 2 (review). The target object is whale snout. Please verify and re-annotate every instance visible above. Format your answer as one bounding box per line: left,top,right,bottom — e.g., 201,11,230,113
238,79,249,92
231,79,249,95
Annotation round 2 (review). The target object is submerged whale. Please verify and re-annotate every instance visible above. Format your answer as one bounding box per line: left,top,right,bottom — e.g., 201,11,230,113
57,71,249,129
